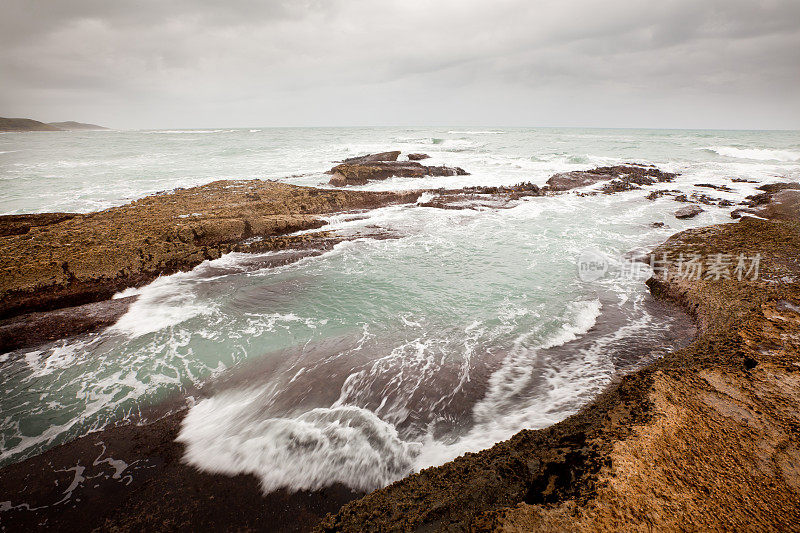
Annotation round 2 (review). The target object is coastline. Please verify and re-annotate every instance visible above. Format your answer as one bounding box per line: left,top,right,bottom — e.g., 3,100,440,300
0,180,421,351
324,215,800,531
1,172,798,531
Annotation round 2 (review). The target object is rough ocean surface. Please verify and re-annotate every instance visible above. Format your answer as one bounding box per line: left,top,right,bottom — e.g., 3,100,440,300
1,128,799,531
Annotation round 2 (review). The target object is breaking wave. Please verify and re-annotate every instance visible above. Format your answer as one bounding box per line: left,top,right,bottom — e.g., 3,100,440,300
176,300,603,493
704,146,800,162
178,401,422,492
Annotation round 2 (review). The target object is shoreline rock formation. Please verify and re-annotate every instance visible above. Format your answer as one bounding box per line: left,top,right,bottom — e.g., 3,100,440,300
2,217,796,532
2,166,799,531
0,180,421,350
321,217,800,532
326,152,468,186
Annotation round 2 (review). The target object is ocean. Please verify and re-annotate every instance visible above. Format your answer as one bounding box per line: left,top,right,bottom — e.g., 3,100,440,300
1,127,799,492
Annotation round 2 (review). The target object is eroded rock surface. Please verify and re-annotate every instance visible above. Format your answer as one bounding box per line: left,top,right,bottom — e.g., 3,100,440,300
339,151,401,165
0,180,421,321
546,164,677,192
329,161,468,186
320,217,800,531
675,204,704,219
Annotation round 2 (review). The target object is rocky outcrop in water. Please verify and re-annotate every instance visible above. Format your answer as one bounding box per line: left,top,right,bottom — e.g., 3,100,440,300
0,181,421,343
407,153,430,161
674,204,704,219
328,161,468,186
545,164,677,192
417,183,543,210
320,217,800,530
338,151,401,165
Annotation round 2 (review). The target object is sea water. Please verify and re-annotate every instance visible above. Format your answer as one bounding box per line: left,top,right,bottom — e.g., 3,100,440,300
1,127,798,492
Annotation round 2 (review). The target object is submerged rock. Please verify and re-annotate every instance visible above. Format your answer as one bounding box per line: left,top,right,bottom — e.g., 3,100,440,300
674,204,704,219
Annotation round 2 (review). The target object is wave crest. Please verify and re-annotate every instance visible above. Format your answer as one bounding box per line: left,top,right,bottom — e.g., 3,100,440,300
704,146,800,162
177,397,421,492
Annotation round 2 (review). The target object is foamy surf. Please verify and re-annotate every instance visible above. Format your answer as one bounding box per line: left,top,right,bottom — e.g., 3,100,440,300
1,126,794,478
704,146,800,162
175,300,604,492
178,399,422,492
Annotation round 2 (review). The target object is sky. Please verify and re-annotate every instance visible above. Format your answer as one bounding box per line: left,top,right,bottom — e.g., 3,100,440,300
1,0,798,130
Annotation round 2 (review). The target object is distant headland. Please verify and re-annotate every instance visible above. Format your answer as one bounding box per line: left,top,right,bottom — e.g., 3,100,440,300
0,117,108,132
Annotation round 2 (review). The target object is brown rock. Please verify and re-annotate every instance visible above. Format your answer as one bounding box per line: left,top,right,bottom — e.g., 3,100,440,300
674,205,704,219
0,212,79,237
339,151,401,165
407,153,430,161
328,161,468,186
0,181,421,320
545,165,677,192
416,182,542,210
753,189,800,221
0,296,137,353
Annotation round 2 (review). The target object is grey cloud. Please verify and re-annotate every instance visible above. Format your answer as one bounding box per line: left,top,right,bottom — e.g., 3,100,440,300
1,0,798,128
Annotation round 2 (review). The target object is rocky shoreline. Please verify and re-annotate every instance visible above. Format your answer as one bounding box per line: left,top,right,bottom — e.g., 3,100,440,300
322,191,800,531
1,162,799,531
0,161,687,352
0,180,422,351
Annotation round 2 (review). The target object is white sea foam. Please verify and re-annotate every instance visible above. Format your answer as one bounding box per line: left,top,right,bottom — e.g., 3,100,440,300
416,191,436,204
415,299,604,468
705,146,800,162
176,299,603,492
110,275,215,337
177,399,421,492
447,130,506,134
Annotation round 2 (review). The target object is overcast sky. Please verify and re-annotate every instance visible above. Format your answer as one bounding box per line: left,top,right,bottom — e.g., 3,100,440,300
1,0,798,129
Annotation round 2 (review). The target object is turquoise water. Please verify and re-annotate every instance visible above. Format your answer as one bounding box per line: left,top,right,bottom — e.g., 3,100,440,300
1,128,799,491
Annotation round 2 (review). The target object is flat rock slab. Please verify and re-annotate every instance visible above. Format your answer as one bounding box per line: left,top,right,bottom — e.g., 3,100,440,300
339,151,401,165
329,161,468,186
675,204,704,219
0,296,137,353
546,165,677,192
0,180,420,320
